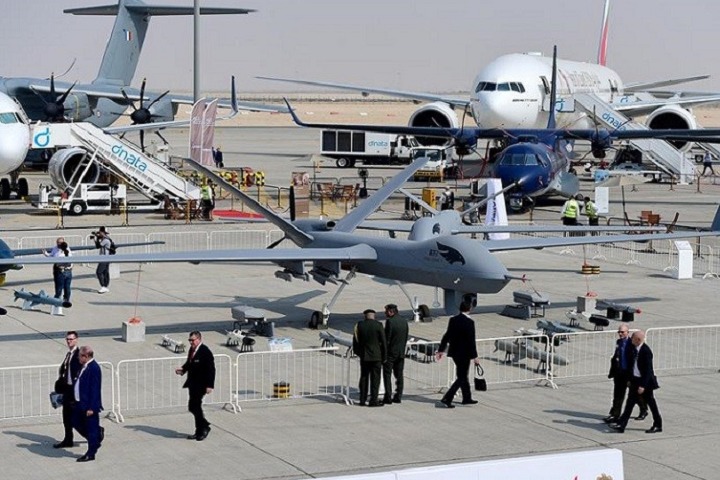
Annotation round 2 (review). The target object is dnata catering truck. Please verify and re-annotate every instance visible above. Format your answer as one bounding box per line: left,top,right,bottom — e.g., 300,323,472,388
320,130,419,168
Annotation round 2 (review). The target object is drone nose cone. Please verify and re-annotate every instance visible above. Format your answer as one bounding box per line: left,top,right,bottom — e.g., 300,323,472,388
0,124,30,173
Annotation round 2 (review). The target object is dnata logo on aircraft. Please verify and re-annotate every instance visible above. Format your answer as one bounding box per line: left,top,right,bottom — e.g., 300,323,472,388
601,112,626,131
368,140,389,147
111,144,147,172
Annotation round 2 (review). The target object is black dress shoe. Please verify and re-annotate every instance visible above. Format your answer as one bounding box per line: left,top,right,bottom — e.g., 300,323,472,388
53,440,73,449
645,426,662,434
367,400,384,407
609,424,625,433
635,411,648,421
461,399,479,405
603,415,618,424
437,399,455,409
196,426,211,441
392,395,401,404
187,433,198,440
76,455,95,462
356,401,366,407
382,397,393,405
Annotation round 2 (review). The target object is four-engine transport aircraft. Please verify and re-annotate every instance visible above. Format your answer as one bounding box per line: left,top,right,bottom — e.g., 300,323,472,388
3,156,720,326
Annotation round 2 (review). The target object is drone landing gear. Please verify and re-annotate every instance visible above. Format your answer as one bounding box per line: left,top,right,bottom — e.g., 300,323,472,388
395,281,431,322
308,268,357,329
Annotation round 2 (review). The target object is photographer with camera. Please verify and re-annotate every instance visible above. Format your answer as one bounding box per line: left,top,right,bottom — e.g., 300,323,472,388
91,227,111,294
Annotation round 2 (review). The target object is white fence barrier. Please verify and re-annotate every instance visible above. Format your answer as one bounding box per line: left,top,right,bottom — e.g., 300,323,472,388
0,361,116,422
477,335,552,386
115,354,234,422
235,347,347,408
647,325,720,371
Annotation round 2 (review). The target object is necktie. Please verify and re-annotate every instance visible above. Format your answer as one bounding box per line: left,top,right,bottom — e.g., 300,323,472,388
64,351,72,383
189,347,196,360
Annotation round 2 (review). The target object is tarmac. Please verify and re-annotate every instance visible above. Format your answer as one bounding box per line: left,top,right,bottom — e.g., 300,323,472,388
1,125,720,479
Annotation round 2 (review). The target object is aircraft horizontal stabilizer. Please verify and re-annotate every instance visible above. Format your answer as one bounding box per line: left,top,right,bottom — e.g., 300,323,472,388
65,5,254,16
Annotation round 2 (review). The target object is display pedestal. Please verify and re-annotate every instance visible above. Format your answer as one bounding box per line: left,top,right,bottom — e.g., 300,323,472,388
122,321,146,343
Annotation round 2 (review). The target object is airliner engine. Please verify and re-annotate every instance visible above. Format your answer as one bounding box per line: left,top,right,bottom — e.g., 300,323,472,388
645,105,698,152
48,147,101,191
408,102,459,147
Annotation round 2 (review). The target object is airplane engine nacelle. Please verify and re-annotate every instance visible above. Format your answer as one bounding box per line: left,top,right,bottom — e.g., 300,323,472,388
408,101,459,147
645,104,698,152
48,147,102,191
63,93,92,122
148,97,175,123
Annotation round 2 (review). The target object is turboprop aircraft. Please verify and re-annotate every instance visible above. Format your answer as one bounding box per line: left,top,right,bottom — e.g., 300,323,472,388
282,46,720,211
3,156,720,327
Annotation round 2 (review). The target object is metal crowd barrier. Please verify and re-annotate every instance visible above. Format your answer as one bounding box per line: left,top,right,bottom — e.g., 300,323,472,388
646,325,720,372
0,361,117,422
115,354,234,423
477,335,552,387
235,347,346,409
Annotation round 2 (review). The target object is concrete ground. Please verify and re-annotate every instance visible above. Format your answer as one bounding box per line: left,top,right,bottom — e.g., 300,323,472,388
1,124,719,479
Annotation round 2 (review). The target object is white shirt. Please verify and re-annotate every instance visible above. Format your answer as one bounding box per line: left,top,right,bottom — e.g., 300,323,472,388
74,358,95,402
632,345,641,378
65,347,77,385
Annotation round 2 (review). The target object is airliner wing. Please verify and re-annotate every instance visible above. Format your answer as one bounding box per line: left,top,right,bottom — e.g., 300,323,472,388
483,228,718,252
613,94,720,116
624,75,709,91
0,245,378,266
258,76,470,108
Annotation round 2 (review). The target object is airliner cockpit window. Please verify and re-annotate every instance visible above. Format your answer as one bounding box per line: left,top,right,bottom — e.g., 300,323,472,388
0,112,19,124
498,83,510,91
475,82,497,92
510,82,526,93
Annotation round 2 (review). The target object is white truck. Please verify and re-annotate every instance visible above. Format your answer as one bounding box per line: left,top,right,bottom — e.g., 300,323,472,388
411,147,456,181
35,183,160,215
320,130,418,168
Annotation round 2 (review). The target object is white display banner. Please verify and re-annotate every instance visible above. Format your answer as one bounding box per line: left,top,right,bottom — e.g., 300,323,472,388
484,178,509,240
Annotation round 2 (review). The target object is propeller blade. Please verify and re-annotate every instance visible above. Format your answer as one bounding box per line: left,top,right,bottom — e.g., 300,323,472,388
50,73,56,96
120,88,135,110
57,81,77,105
146,90,170,109
139,78,147,109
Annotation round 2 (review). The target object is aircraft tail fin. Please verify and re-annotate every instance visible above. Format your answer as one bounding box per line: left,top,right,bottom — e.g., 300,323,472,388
597,0,611,65
711,205,720,231
66,0,253,88
184,159,315,247
546,46,558,130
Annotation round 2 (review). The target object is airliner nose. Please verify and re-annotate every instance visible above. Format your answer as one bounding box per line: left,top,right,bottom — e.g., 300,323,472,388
0,125,30,173
472,93,537,129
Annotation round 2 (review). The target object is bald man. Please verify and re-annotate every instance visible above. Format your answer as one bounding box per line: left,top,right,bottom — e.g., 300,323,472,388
610,330,663,434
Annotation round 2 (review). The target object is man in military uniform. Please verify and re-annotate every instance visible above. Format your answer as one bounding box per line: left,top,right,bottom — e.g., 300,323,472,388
382,304,409,405
353,309,387,407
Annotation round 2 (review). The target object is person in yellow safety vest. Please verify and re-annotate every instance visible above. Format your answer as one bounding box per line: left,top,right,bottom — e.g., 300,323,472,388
200,183,215,221
584,196,599,226
561,194,581,225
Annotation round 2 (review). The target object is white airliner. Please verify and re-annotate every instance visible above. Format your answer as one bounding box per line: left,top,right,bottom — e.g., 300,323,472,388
0,92,30,175
259,0,720,150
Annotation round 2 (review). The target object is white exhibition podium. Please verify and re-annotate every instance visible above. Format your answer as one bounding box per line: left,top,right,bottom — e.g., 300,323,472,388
674,240,694,279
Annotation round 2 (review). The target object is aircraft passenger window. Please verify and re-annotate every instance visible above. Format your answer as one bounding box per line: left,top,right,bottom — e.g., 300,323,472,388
498,83,510,91
0,113,18,124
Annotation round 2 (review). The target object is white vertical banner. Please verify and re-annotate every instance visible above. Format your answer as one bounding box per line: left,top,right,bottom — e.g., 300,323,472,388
594,186,609,214
484,178,509,240
189,98,207,163
200,99,218,166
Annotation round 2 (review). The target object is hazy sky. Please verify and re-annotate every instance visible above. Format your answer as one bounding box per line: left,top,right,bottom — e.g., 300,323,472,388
3,0,720,95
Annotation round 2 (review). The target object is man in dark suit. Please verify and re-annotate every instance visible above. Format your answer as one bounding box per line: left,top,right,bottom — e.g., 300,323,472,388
353,309,387,407
611,330,663,434
435,301,480,408
54,331,82,449
175,331,216,440
73,346,104,462
382,304,409,405
605,324,648,424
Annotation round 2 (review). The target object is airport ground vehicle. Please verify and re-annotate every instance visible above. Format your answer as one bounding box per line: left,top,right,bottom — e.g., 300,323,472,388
320,130,419,167
35,183,159,215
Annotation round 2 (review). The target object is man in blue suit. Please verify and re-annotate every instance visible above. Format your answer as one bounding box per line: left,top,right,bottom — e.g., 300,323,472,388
73,346,104,462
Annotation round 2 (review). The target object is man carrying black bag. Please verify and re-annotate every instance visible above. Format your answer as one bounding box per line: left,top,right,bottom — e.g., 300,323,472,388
53,331,81,449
